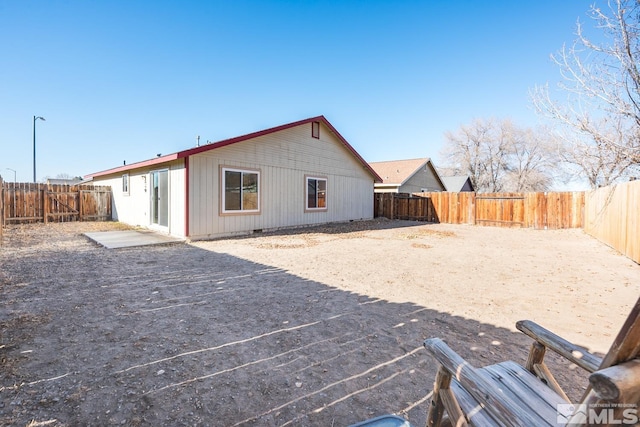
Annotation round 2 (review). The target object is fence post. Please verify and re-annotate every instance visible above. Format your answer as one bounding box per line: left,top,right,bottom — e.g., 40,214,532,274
473,192,478,225
79,189,84,221
43,188,49,224
390,193,395,220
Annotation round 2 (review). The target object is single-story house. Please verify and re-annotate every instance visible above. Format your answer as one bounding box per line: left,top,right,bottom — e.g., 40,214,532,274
368,158,446,193
440,175,475,192
85,116,382,240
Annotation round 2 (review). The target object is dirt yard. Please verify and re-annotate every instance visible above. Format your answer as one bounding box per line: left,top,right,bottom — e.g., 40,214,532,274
1,220,639,426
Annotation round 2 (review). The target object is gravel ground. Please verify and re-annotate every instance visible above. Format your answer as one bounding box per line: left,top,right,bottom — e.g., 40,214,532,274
1,220,639,426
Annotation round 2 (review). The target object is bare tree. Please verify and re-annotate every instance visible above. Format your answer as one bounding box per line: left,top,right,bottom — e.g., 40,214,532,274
531,0,640,188
442,118,504,192
441,118,555,193
552,117,639,187
502,125,556,192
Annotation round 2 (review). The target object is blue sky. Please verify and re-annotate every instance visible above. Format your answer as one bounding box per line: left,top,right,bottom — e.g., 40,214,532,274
0,1,595,184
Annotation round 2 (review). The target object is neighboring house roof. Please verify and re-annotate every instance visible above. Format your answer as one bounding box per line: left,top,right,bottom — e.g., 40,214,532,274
46,178,82,185
441,175,475,192
369,158,445,190
85,116,382,182
369,158,430,185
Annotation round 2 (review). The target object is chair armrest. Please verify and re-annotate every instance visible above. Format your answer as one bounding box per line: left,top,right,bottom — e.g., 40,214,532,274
516,320,602,373
424,338,473,375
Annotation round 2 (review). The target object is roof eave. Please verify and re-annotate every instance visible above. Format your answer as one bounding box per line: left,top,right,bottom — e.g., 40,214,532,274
85,115,382,183
426,161,447,191
85,153,179,179
175,115,382,182
319,119,382,183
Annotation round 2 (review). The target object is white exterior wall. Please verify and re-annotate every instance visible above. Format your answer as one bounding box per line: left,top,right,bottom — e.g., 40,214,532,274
92,160,186,238
188,122,374,240
167,162,187,238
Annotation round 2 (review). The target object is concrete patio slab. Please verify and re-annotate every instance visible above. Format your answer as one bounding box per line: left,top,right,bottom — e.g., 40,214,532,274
84,230,185,249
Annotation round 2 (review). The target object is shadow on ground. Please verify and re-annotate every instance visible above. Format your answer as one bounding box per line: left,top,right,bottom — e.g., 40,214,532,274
1,226,590,426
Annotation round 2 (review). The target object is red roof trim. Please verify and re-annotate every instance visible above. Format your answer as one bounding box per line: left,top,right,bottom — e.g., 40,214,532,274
320,118,382,182
175,116,323,159
86,154,179,179
85,116,381,182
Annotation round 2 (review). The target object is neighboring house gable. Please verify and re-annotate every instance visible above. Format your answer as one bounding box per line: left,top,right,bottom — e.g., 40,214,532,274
440,175,475,192
85,116,381,240
369,158,446,193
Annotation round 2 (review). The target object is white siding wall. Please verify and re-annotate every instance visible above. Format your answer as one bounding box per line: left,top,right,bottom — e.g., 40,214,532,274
167,162,186,238
92,160,186,238
189,122,374,239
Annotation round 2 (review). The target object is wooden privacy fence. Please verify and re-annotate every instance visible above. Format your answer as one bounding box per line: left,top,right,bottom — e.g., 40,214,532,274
420,192,476,225
472,192,585,229
2,182,112,224
374,193,438,222
375,191,585,230
584,180,640,264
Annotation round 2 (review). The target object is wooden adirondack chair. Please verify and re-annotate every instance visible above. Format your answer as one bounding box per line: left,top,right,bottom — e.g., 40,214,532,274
423,296,640,427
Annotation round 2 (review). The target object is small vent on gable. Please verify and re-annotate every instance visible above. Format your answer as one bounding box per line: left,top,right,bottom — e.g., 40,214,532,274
312,121,320,139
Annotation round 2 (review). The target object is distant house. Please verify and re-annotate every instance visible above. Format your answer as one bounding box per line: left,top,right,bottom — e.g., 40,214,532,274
85,116,381,240
440,175,475,192
369,158,446,193
46,178,82,185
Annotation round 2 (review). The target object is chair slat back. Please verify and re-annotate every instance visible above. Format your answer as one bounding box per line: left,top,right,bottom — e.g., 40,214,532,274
599,296,640,370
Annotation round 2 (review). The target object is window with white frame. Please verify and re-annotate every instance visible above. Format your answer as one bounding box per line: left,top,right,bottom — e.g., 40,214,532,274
122,174,130,195
306,176,327,210
222,167,260,213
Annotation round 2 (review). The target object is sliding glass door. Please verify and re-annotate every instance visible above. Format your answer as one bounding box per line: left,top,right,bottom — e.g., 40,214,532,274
150,170,169,227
